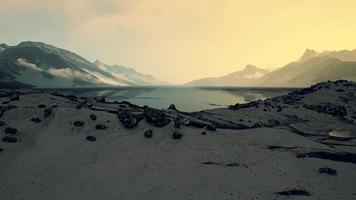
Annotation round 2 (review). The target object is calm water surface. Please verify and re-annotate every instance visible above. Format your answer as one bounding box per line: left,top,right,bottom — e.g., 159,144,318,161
49,87,295,112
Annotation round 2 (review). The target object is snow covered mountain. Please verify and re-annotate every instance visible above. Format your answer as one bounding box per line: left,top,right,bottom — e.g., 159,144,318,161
186,65,269,86
0,41,161,88
94,60,167,85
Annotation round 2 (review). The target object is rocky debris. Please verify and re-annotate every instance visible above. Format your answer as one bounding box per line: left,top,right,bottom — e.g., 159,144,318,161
2,136,18,143
172,131,183,140
4,127,17,135
276,189,311,196
188,120,206,128
9,94,19,101
280,95,304,104
0,121,4,126
95,97,106,103
228,101,259,110
168,104,177,110
38,104,46,108
144,108,171,127
144,129,153,138
44,108,52,117
319,167,337,175
0,148,3,152
118,110,139,128
31,117,41,123
297,151,356,164
86,136,96,142
90,114,97,121
75,104,81,109
201,131,207,135
73,121,84,127
2,101,9,105
95,124,107,130
304,103,347,117
206,125,216,131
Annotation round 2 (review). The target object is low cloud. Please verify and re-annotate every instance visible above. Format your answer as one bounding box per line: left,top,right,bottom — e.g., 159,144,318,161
16,58,43,71
48,67,94,80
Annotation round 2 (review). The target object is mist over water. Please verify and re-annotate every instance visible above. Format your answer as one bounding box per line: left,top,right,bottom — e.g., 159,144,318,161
48,87,294,111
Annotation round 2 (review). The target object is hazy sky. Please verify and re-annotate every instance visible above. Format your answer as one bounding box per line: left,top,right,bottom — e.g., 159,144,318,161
1,0,356,83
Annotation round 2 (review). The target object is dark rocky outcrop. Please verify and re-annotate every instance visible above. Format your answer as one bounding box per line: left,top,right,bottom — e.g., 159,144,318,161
303,103,347,117
319,167,337,175
44,108,52,117
4,127,17,135
2,136,17,143
172,131,183,139
118,110,139,128
144,108,171,127
90,114,97,121
38,104,46,108
73,121,84,127
31,117,41,123
168,104,177,110
86,136,96,142
144,129,153,138
95,124,107,130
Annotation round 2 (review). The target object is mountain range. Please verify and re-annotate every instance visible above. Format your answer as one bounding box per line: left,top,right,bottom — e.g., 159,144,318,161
0,41,355,88
186,49,356,87
0,41,164,88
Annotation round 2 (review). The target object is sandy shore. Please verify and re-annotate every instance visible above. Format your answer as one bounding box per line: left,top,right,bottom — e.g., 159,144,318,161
0,80,356,200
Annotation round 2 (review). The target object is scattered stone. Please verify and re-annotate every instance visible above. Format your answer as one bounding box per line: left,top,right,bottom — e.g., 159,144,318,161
2,101,9,104
44,108,52,117
174,119,181,128
303,103,347,117
319,167,337,175
90,114,97,121
73,121,84,127
144,129,153,138
75,104,82,109
38,104,46,108
9,94,19,101
0,148,3,152
144,108,171,127
0,121,4,126
95,124,107,130
276,189,311,196
118,110,138,128
2,136,17,143
4,127,17,135
168,104,177,110
96,97,106,103
201,131,207,135
86,136,96,142
172,131,183,140
31,117,41,123
206,125,216,131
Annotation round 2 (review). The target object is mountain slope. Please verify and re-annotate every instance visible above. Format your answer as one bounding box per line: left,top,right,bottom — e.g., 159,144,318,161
257,49,356,87
94,60,166,85
0,41,134,88
186,65,269,86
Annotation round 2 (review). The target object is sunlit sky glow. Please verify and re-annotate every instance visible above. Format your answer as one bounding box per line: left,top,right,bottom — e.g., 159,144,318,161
1,0,356,83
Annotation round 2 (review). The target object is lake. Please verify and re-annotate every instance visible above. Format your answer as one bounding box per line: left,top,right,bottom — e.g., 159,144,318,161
48,87,295,112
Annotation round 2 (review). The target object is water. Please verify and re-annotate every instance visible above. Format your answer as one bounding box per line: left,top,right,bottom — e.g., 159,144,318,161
47,87,295,112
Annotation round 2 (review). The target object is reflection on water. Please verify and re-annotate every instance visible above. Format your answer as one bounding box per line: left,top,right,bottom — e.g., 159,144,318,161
45,87,294,111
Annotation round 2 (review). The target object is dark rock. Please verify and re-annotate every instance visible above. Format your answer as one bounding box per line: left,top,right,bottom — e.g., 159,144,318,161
75,104,82,109
2,101,9,105
144,108,171,127
144,129,153,138
206,125,216,131
86,136,96,142
201,131,207,135
303,103,347,117
95,124,107,130
96,97,106,103
297,151,356,164
276,189,310,196
2,136,17,143
118,110,138,128
9,94,19,101
172,131,183,140
90,114,97,121
31,117,41,123
168,104,177,110
0,148,3,152
73,121,84,127
4,127,17,135
44,108,52,117
38,104,46,108
0,121,4,126
189,120,206,128
319,167,337,175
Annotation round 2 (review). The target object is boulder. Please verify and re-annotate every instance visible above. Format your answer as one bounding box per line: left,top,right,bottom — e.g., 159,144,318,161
90,114,97,121
172,131,183,140
144,129,153,138
44,108,52,117
73,121,84,127
319,167,337,175
144,108,171,127
2,136,17,143
168,104,177,110
31,117,41,123
118,110,138,128
4,127,17,135
95,124,107,130
86,136,96,142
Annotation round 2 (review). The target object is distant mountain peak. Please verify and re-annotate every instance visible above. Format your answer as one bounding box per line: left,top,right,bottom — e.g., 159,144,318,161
300,48,318,61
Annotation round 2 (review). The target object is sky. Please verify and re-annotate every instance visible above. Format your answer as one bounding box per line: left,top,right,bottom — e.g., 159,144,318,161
1,0,356,83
